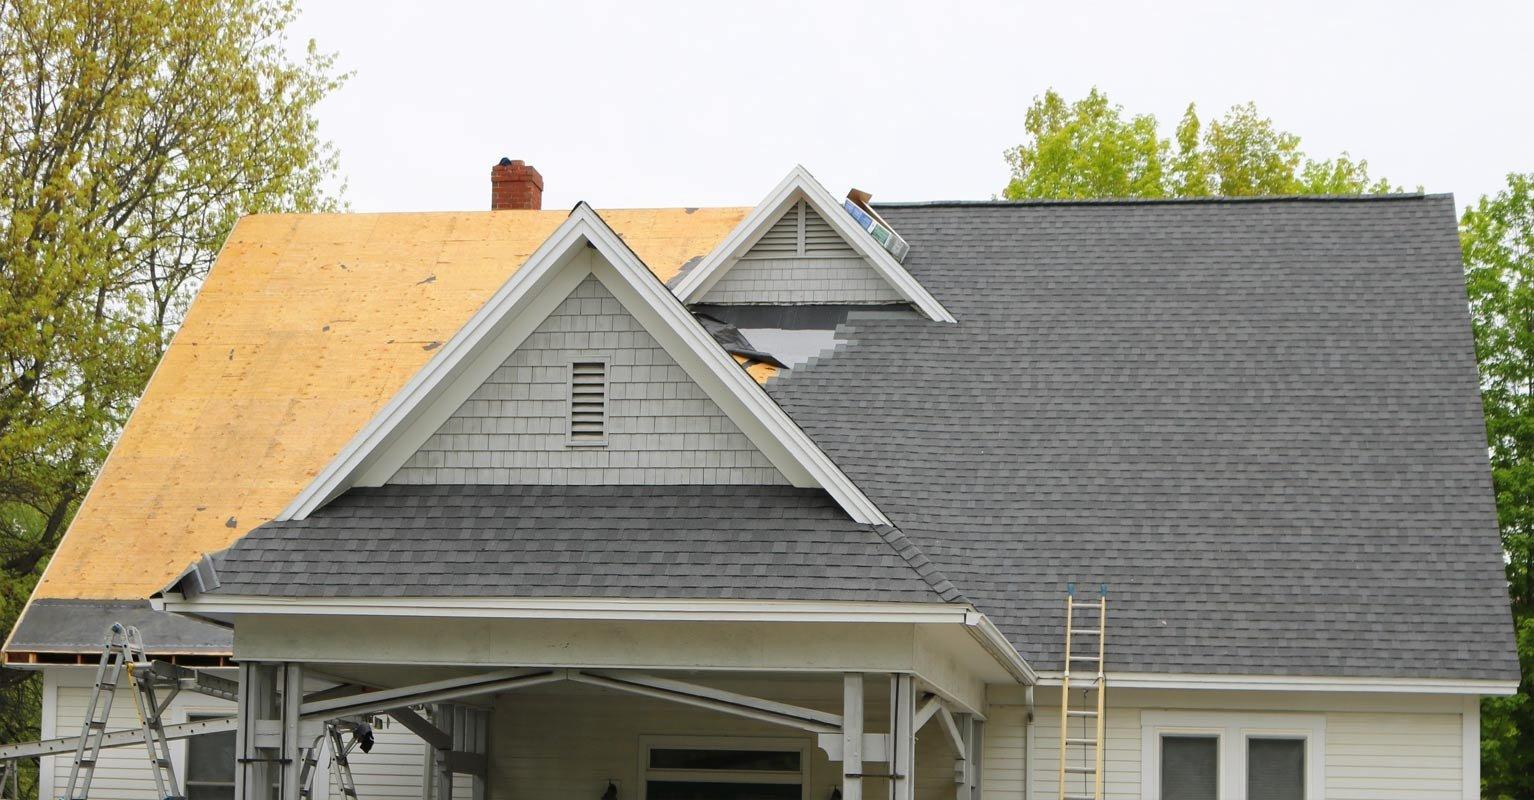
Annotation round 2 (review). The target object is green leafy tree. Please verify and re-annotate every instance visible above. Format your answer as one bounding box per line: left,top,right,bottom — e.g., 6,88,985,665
1463,172,1534,799
1003,89,1398,199
1002,88,1167,200
0,1,343,794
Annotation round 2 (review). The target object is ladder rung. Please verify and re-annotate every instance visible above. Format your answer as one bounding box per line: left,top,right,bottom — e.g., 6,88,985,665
1065,766,1096,774
1069,655,1099,661
1065,795,1097,800
1065,738,1097,746
1070,629,1100,635
1067,710,1098,717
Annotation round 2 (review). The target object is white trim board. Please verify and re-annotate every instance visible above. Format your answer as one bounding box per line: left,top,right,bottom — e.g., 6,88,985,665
670,165,955,323
1034,670,1517,696
276,202,890,526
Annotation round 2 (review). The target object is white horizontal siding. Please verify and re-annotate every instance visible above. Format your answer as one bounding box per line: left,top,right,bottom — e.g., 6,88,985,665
1020,688,1471,799
1324,712,1462,800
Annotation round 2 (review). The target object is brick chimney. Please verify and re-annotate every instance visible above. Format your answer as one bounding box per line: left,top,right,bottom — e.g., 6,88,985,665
490,157,543,210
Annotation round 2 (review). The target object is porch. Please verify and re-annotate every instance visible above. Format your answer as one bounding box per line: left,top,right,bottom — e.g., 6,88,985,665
193,606,1032,800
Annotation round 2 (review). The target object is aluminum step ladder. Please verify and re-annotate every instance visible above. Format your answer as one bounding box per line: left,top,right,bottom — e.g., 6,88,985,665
63,624,137,800
1058,584,1107,800
299,723,360,800
62,624,184,800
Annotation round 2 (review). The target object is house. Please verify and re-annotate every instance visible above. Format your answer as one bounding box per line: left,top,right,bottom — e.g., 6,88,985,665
2,159,1518,800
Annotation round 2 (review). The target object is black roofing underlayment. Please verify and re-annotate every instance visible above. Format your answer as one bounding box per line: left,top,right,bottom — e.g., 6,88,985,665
199,195,1516,682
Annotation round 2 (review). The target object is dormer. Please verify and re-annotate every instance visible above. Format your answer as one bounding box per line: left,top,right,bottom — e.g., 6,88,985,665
670,166,955,322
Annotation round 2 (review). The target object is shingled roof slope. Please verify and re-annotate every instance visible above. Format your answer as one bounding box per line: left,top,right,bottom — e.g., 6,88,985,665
197,485,959,603
763,195,1518,680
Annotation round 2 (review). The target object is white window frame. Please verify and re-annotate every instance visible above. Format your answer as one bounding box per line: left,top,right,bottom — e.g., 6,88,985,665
182,708,240,800
1140,711,1325,800
637,735,811,800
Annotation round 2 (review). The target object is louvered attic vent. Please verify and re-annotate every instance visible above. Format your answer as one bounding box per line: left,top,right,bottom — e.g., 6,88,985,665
568,360,608,445
742,200,856,260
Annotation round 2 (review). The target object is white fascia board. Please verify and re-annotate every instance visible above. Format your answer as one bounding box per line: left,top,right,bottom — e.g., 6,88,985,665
1034,669,1518,696
963,609,1037,685
672,165,956,323
158,594,975,624
277,203,890,526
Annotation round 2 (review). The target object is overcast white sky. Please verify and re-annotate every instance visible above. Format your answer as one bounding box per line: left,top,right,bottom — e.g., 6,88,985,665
288,1,1532,213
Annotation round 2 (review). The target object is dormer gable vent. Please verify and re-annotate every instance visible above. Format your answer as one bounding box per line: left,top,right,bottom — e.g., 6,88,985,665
743,200,856,260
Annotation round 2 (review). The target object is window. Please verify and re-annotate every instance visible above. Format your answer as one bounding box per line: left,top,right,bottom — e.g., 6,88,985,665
1247,738,1305,800
641,737,808,800
568,360,608,445
1161,735,1218,800
1141,712,1323,800
185,713,236,800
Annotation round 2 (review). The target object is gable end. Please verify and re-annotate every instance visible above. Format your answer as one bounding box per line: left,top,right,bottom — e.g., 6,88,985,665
700,200,903,305
390,276,788,486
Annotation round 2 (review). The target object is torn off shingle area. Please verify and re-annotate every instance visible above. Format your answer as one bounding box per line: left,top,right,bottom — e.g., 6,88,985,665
758,196,1517,680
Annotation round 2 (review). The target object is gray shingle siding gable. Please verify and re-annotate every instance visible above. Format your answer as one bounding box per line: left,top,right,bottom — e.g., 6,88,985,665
701,202,903,305
764,196,1517,681
391,275,787,486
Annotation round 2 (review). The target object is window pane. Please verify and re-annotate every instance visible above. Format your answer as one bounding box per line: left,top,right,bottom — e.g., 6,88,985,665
650,749,801,772
1248,738,1305,800
186,728,236,783
647,782,800,800
1161,735,1218,800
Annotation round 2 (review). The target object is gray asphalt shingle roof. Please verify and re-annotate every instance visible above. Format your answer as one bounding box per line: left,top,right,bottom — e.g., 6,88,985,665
203,485,957,603
759,195,1516,680
191,194,1515,682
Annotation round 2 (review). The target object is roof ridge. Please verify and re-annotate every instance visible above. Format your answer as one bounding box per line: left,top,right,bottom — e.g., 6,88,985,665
874,192,1439,208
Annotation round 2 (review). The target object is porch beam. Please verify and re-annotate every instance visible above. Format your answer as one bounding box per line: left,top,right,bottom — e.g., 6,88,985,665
568,671,838,735
389,707,452,751
935,706,966,755
302,670,562,720
300,668,546,718
913,694,942,732
580,669,842,727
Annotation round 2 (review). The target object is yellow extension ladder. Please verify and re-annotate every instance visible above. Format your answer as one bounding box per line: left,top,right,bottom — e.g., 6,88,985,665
1058,584,1107,800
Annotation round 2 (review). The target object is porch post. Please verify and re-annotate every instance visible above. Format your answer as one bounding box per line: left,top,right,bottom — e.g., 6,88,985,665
842,674,864,800
954,713,973,800
890,675,915,800
235,662,278,800
279,663,305,800
431,704,453,800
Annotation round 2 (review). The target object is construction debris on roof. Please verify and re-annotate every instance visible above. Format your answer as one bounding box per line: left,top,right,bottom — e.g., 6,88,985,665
843,188,910,262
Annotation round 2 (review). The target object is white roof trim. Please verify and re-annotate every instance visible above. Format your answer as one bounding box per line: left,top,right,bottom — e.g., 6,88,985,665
1035,670,1518,696
277,203,891,526
158,595,974,623
672,165,956,323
